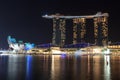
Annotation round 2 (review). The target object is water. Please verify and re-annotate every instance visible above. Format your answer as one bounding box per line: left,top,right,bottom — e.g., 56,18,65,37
0,54,120,80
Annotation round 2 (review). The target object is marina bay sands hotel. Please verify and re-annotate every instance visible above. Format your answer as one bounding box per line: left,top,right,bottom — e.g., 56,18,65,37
42,12,109,47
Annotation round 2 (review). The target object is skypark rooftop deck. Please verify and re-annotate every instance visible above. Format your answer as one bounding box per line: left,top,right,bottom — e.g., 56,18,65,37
42,12,109,19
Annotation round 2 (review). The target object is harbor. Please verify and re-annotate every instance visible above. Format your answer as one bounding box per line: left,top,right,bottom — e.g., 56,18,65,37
0,54,120,80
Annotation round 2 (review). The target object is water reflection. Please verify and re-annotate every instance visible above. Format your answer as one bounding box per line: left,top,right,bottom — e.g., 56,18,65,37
26,55,33,80
7,55,26,80
0,54,120,80
111,56,120,80
104,55,111,80
51,55,63,80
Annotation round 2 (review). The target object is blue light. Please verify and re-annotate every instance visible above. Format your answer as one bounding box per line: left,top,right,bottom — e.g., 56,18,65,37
25,43,35,50
61,53,67,58
26,55,32,80
8,36,16,43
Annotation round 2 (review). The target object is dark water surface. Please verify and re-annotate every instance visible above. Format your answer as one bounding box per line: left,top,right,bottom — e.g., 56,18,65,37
0,54,120,80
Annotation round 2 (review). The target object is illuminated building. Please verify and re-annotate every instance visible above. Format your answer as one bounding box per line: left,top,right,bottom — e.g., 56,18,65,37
52,18,66,47
94,16,108,46
73,18,86,44
7,36,35,53
107,42,120,53
42,12,109,47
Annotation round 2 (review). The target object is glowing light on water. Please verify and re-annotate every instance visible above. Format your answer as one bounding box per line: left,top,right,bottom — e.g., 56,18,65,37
103,49,110,54
104,55,111,80
93,48,101,53
61,53,67,58
26,55,32,80
52,50,62,54
74,50,83,56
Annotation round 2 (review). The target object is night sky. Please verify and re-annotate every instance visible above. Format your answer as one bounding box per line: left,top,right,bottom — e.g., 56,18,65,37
0,0,119,49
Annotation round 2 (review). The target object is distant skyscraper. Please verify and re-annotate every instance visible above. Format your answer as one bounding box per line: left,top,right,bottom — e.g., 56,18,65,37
73,18,86,44
52,18,66,47
94,16,108,46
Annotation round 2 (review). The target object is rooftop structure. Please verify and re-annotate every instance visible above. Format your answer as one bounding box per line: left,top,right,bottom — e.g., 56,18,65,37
42,12,109,19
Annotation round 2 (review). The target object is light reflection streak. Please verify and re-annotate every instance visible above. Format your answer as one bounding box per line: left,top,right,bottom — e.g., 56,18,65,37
87,55,90,77
7,56,18,80
26,55,32,80
51,55,61,80
93,56,101,80
51,55,55,80
104,55,111,80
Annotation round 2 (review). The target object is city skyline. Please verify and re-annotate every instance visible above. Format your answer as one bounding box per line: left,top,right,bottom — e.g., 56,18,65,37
0,0,119,49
